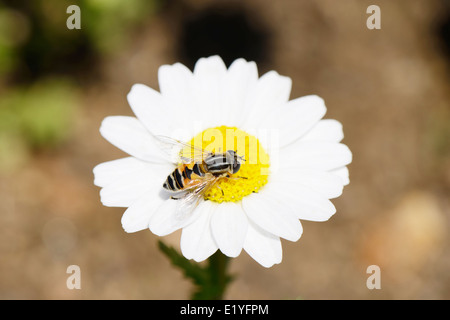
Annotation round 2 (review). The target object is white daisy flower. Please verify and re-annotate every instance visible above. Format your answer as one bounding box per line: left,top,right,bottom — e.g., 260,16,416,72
93,56,352,268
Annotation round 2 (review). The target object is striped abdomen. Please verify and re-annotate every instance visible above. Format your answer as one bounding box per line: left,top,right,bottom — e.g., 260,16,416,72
163,162,206,192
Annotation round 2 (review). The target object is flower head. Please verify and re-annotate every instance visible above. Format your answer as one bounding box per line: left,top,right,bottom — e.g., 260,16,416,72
93,56,352,268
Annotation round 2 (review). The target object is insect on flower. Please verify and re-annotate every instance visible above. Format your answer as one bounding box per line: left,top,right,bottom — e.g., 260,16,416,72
157,135,247,221
93,56,352,268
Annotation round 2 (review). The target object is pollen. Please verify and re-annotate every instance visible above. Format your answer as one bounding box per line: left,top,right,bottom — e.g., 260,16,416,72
187,126,270,203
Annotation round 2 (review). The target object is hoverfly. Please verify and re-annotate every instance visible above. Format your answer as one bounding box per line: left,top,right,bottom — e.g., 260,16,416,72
155,135,245,219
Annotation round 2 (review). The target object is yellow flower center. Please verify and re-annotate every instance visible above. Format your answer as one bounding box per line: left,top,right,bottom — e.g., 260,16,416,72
186,126,270,203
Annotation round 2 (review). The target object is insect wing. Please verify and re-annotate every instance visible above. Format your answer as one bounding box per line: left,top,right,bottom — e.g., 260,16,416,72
173,175,218,222
154,135,211,164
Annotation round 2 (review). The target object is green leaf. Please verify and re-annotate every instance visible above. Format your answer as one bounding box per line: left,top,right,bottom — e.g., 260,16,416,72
157,240,208,288
157,240,233,300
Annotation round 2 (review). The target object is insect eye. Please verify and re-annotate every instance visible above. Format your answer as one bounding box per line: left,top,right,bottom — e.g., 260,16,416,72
232,161,241,174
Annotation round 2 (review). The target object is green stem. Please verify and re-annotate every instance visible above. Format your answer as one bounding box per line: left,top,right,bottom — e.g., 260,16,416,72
157,240,233,300
206,250,231,300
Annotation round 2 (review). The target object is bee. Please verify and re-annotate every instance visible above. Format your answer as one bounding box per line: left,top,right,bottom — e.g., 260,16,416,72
155,135,245,217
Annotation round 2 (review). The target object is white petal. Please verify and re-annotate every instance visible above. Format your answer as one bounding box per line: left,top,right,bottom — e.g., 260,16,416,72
127,84,179,137
271,168,344,199
292,190,337,221
99,116,166,163
329,166,350,186
210,201,248,258
192,56,228,129
148,198,180,236
93,157,149,188
99,173,151,208
243,221,282,268
180,201,218,262
193,55,227,77
222,58,258,127
281,141,352,171
157,63,197,141
121,190,166,233
149,197,204,237
271,95,327,147
158,62,193,102
98,162,171,208
241,71,292,130
242,192,303,242
264,182,337,222
301,119,344,143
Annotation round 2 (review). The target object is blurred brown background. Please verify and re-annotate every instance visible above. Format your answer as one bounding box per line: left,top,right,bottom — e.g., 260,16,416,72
0,0,449,299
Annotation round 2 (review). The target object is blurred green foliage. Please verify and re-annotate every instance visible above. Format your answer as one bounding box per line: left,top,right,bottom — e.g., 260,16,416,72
0,78,79,172
0,0,160,172
426,106,450,161
3,78,79,148
0,6,30,75
82,0,159,54
0,0,159,80
158,241,234,300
